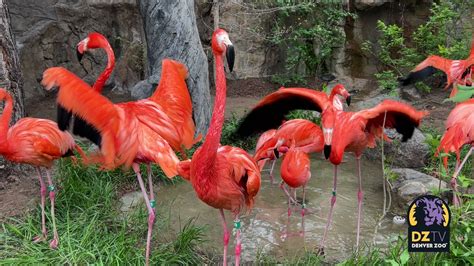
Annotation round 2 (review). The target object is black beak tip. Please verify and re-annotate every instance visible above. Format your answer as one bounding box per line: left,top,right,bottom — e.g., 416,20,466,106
226,45,235,73
273,148,280,159
346,96,351,106
324,145,331,159
76,49,83,61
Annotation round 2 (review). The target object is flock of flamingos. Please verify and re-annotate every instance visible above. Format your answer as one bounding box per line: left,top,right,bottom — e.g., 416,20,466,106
0,28,473,265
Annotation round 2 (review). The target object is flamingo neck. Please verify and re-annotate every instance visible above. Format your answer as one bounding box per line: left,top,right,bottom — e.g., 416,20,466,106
0,94,13,150
92,41,115,93
199,52,227,166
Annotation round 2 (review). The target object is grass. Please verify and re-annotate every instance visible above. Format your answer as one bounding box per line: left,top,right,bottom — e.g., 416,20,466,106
0,159,208,265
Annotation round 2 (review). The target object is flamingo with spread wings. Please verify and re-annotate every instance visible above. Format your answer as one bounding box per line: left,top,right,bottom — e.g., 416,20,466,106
42,66,183,265
237,88,427,251
400,37,474,97
177,29,260,266
436,99,474,206
0,88,86,249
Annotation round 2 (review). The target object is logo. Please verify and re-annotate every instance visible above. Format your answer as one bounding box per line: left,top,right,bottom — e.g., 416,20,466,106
408,195,450,252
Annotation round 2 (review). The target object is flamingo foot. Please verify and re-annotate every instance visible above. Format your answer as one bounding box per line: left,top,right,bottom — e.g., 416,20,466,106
32,234,47,243
49,237,58,249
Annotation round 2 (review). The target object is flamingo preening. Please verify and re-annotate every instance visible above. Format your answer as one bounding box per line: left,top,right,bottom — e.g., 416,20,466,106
237,88,427,251
177,29,260,266
41,58,196,264
436,99,474,206
400,37,474,97
0,88,86,249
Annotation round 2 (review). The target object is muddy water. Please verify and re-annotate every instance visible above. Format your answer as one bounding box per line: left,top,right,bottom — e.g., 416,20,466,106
156,153,405,262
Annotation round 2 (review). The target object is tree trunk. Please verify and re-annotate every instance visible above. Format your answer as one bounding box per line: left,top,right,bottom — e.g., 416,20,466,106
0,0,25,175
133,0,211,135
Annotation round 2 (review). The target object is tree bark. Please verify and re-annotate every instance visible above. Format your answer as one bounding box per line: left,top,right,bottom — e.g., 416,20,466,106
133,0,211,135
0,0,25,175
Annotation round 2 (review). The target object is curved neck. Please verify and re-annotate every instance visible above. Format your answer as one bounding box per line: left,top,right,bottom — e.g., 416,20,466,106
92,41,115,93
200,52,227,164
0,94,13,148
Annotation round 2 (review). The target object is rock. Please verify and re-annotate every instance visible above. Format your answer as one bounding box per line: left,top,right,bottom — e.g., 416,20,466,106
119,191,144,214
354,0,393,10
0,181,5,190
391,168,447,205
135,0,211,135
364,128,429,169
8,0,146,102
6,175,19,183
401,85,422,101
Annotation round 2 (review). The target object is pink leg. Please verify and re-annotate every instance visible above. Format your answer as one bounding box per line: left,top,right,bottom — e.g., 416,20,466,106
356,157,363,250
218,209,229,266
45,169,59,249
320,165,338,251
133,163,155,266
33,167,47,243
234,214,242,266
269,160,276,184
146,163,156,212
279,181,297,205
300,185,306,237
451,147,472,207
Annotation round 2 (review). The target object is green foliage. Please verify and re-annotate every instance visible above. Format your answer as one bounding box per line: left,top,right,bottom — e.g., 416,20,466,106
269,1,354,83
364,0,472,94
220,114,257,151
0,159,208,264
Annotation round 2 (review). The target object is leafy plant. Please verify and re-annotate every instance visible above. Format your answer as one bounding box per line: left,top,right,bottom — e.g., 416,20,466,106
268,1,354,83
363,0,473,95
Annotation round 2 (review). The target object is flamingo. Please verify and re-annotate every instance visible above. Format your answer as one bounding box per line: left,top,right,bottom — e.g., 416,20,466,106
254,129,277,182
399,37,474,97
435,99,474,206
0,88,86,249
236,89,427,251
279,144,311,238
42,67,185,265
177,29,260,266
66,32,200,156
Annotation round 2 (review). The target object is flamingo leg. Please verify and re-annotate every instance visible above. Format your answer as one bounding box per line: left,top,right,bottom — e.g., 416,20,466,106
146,163,156,212
218,209,229,266
300,185,306,237
33,167,47,243
320,164,338,251
234,214,242,266
355,157,363,250
45,169,58,249
279,181,297,205
133,163,155,266
269,159,276,184
451,147,473,207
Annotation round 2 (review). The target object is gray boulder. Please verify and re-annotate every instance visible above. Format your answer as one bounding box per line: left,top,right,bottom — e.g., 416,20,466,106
391,168,447,205
364,128,429,169
134,0,211,135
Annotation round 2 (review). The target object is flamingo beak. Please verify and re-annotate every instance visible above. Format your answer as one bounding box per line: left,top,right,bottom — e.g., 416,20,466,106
273,148,280,159
324,145,331,159
346,95,351,106
76,49,83,61
226,44,235,72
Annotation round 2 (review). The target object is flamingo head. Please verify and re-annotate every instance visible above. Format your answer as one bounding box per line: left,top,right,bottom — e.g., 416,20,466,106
212,28,235,72
76,32,108,61
330,84,351,108
321,107,336,159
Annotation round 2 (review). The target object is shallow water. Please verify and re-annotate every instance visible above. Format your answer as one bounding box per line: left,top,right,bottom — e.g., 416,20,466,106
155,153,405,262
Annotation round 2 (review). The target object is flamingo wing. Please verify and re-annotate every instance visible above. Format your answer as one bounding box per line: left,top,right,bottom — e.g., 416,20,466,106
356,100,428,143
255,129,277,151
148,59,200,149
42,67,120,168
236,87,330,137
217,146,261,210
280,149,310,188
400,55,453,85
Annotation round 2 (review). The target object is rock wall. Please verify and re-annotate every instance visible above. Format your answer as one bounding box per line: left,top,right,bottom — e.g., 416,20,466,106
8,0,145,102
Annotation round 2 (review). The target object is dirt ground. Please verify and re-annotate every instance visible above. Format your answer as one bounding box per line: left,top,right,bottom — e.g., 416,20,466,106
0,78,453,221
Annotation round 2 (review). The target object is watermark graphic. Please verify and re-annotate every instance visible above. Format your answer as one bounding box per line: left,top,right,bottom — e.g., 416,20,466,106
408,195,450,252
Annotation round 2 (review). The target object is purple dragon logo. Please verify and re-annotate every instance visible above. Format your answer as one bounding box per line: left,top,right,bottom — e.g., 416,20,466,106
416,197,445,226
